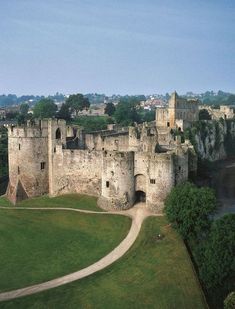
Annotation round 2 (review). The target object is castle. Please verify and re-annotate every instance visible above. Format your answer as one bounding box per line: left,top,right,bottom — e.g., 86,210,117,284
156,91,199,131
6,92,198,213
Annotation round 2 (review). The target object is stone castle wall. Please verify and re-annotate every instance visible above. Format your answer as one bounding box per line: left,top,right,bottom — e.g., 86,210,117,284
7,128,49,203
7,116,193,212
156,92,199,130
50,147,102,197
98,151,135,210
134,152,175,212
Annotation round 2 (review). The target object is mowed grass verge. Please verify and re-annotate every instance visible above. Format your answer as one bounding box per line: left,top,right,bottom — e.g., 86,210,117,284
0,194,103,211
0,209,131,292
2,217,207,309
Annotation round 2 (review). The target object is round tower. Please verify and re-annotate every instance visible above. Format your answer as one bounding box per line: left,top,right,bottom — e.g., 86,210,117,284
98,151,135,211
7,121,49,204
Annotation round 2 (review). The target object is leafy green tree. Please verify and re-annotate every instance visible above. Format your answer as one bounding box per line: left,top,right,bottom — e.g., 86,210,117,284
114,97,140,126
5,111,19,120
224,292,235,309
199,109,211,120
57,103,71,120
226,95,235,106
66,94,90,117
138,108,155,122
164,182,217,240
33,98,57,119
104,102,116,116
19,103,29,116
72,116,113,132
198,214,235,288
16,103,30,125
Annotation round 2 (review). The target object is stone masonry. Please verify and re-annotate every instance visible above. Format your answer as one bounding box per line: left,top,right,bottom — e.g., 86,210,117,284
6,93,198,213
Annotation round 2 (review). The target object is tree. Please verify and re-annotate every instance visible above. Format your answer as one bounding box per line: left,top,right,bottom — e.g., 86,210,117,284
164,182,217,240
5,111,19,120
114,97,140,126
226,94,235,105
57,103,71,121
224,292,235,309
66,94,90,117
17,103,30,125
104,102,116,116
198,214,235,288
33,98,57,119
19,103,29,116
199,109,211,120
72,115,113,132
138,108,155,123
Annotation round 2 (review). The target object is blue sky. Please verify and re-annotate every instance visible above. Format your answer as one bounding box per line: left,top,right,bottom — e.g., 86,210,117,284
0,0,234,95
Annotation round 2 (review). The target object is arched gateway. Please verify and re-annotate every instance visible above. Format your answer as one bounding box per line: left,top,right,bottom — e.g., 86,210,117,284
134,174,146,203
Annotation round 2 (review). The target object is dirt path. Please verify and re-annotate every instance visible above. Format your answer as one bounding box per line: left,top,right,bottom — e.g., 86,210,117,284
0,204,160,301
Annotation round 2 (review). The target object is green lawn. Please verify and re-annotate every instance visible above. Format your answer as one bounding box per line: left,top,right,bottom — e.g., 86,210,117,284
0,196,12,207
0,209,130,292
0,194,103,211
1,217,207,309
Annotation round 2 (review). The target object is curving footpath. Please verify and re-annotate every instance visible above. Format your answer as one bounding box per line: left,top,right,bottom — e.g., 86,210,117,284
0,203,160,301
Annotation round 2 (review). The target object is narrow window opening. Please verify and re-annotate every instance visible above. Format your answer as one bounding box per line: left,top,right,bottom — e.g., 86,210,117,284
19,144,21,150
150,179,156,184
106,181,110,188
56,128,61,139
41,162,46,170
18,166,20,175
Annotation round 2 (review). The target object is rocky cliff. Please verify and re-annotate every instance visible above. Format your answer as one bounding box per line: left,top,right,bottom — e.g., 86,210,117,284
184,119,235,161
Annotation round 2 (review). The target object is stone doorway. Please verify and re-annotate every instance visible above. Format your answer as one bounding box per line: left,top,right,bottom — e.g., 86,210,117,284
135,190,146,203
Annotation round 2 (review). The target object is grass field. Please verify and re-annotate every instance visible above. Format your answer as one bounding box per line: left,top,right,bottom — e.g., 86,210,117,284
0,209,130,292
0,194,103,211
1,217,207,309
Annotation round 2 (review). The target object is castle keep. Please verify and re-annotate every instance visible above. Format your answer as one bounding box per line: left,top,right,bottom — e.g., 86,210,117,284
6,92,197,212
156,91,199,131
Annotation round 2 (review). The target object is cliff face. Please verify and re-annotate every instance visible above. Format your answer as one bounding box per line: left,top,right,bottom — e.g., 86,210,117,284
185,119,235,161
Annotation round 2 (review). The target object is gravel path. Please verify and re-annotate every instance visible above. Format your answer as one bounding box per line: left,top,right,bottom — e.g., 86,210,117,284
0,203,159,301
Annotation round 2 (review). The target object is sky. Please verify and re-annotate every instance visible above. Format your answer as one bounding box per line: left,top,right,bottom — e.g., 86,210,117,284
0,0,234,96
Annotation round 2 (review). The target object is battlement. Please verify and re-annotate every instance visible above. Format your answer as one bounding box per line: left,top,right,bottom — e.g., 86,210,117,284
7,118,68,138
8,125,48,138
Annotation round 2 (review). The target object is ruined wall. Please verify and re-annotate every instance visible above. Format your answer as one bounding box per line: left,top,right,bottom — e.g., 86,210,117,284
201,105,235,120
156,108,169,127
98,151,135,210
163,92,199,129
85,133,103,150
84,132,129,152
103,133,129,151
173,146,189,184
50,148,102,197
128,125,158,153
134,152,175,212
